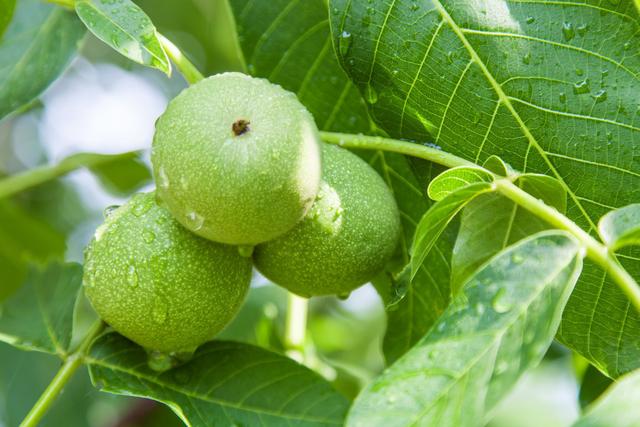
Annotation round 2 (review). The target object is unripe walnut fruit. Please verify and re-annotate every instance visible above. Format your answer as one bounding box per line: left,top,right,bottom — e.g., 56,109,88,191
151,72,322,245
254,144,401,297
83,193,252,353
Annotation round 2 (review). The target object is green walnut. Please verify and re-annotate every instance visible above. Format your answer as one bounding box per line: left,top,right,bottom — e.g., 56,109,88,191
83,192,252,354
254,144,401,297
152,72,322,245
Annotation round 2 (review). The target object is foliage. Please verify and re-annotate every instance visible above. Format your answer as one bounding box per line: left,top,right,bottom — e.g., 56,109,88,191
0,0,639,426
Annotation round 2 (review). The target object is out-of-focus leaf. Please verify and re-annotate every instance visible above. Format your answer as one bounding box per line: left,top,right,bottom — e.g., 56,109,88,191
427,166,494,201
0,0,15,38
348,232,583,427
0,262,81,355
579,364,613,409
75,0,170,74
87,332,349,426
573,369,640,427
598,204,640,251
411,182,493,281
0,200,65,300
0,0,85,120
89,154,151,195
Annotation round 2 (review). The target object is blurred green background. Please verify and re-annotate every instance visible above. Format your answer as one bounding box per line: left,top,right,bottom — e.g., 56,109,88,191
0,1,587,426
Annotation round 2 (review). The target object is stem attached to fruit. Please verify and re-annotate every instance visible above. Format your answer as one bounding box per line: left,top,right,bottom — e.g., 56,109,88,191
20,321,105,427
284,293,308,363
320,131,640,313
158,34,204,85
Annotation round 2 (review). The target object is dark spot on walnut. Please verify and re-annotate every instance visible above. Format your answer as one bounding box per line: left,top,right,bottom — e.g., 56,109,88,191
232,119,250,136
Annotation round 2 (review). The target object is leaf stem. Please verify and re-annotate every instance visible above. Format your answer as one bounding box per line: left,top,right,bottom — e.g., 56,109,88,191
157,34,204,85
0,152,138,200
321,131,640,313
20,321,105,427
284,292,308,363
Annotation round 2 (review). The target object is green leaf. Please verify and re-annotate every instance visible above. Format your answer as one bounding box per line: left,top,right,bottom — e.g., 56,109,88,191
482,156,516,177
411,182,494,281
87,332,349,426
579,364,613,409
330,0,640,376
0,200,66,300
89,154,151,196
0,0,15,38
427,166,494,201
228,0,458,363
75,0,170,74
348,231,583,427
572,369,640,427
598,204,640,251
0,0,84,121
0,262,81,356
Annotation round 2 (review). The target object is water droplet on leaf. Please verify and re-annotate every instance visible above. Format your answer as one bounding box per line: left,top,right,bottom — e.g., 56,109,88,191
365,84,378,104
562,22,575,41
339,31,352,56
492,288,511,313
573,79,590,95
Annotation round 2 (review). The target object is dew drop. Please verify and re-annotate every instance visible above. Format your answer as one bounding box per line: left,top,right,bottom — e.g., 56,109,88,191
127,265,139,288
410,2,419,11
522,53,531,65
337,292,351,300
103,205,120,218
365,83,378,104
185,211,204,231
143,228,156,243
446,50,456,64
511,253,524,264
562,22,575,41
492,288,512,313
132,199,152,217
575,68,584,76
525,16,535,24
576,23,588,37
338,31,352,56
148,351,172,372
573,79,590,95
559,92,567,103
238,245,254,257
157,166,170,190
592,89,607,103
475,303,485,315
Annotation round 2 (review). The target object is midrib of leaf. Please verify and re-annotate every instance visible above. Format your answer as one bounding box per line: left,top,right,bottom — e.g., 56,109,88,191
405,249,580,425
86,357,342,424
77,2,164,66
248,0,303,66
0,7,62,93
428,0,599,232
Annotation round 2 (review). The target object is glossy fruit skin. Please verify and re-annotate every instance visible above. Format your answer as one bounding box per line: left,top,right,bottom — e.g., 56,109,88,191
83,192,252,353
152,72,321,245
254,144,401,297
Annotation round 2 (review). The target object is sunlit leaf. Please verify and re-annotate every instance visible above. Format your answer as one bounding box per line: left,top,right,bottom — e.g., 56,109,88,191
87,332,349,426
0,0,85,120
427,166,494,201
330,0,640,376
598,204,640,251
75,0,170,74
0,262,81,356
348,232,583,427
573,369,640,427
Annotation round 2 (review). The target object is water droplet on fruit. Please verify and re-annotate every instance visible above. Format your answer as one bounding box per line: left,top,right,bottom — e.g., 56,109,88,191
185,211,204,231
238,245,254,257
127,265,138,288
147,351,172,372
132,200,152,217
492,288,511,313
339,31,352,56
103,205,120,218
562,22,575,41
143,228,156,243
365,83,378,104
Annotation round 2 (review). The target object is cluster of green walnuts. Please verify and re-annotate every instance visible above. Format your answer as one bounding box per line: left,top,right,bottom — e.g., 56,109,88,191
83,73,400,361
